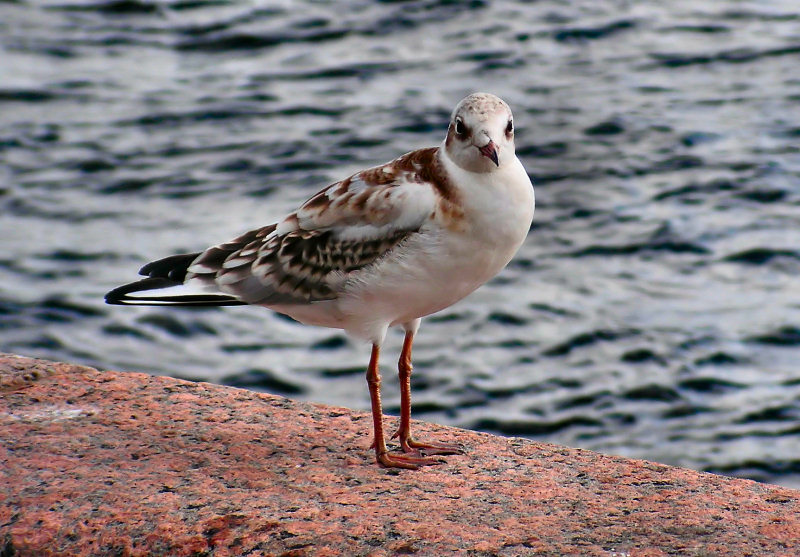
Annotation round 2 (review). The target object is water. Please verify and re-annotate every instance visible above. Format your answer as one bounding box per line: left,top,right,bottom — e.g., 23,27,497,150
2,0,799,488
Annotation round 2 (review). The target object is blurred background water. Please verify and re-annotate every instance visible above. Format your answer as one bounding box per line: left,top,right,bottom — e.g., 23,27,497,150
2,0,799,487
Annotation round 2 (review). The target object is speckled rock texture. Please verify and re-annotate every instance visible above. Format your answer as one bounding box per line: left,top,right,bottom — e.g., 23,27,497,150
1,353,798,556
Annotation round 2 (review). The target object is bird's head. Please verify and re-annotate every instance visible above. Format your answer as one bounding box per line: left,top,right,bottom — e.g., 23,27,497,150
444,93,515,173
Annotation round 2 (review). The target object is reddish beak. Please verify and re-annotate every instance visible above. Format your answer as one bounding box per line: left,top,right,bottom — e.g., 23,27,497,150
478,141,499,166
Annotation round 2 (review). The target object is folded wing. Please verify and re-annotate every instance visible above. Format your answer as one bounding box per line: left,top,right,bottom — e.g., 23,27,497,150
105,148,442,308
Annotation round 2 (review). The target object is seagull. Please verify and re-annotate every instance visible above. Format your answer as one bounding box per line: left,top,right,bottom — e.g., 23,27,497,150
105,93,535,469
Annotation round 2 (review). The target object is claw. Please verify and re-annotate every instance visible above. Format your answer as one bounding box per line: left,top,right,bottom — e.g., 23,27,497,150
392,430,465,456
377,450,445,470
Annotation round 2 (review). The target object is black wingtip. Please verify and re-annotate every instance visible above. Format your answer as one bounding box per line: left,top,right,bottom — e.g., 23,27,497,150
105,277,248,307
139,252,201,281
104,277,176,305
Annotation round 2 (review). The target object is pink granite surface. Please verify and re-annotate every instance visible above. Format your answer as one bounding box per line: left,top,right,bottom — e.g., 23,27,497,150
1,352,798,556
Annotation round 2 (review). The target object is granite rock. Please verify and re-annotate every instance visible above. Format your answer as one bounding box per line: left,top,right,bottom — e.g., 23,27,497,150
1,353,798,556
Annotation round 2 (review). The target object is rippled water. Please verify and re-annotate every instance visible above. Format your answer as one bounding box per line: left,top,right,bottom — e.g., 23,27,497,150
2,0,799,488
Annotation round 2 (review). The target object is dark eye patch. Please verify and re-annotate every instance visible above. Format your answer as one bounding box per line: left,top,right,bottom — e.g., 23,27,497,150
454,117,467,137
506,119,513,135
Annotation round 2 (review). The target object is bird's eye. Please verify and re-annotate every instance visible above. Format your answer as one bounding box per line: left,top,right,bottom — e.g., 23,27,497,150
454,118,466,136
506,119,513,135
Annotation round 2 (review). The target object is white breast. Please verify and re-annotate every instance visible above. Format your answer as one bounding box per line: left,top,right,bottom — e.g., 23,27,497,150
329,150,534,342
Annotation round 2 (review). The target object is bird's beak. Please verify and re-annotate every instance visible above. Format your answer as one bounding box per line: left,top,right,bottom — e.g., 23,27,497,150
478,140,499,166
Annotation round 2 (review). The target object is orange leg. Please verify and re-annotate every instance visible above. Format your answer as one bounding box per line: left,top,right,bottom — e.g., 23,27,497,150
391,331,464,457
366,343,443,469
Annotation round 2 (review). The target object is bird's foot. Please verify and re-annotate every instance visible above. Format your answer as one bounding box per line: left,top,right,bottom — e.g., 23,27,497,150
376,450,445,470
392,431,465,457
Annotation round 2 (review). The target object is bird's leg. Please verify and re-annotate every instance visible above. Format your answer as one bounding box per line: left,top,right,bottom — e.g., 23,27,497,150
392,330,415,451
366,343,443,469
391,331,464,457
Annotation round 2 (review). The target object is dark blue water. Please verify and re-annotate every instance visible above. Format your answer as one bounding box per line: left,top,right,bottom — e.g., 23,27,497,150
2,0,799,488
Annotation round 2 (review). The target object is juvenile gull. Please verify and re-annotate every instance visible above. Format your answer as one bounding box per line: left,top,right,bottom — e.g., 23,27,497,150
106,93,535,469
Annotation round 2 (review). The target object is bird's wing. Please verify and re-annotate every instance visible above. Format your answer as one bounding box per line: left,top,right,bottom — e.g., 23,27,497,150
184,147,448,305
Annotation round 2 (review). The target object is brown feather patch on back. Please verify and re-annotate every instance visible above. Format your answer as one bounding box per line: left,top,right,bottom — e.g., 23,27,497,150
358,148,458,204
